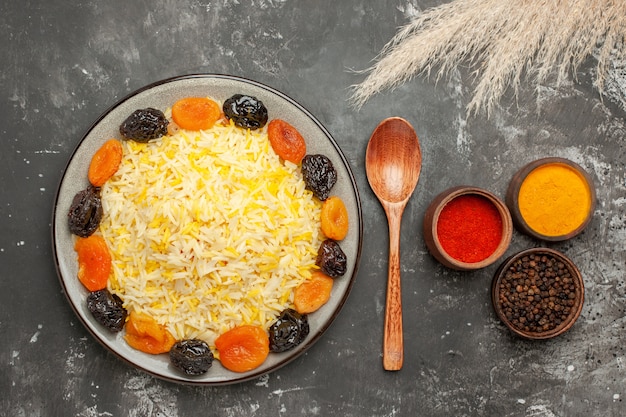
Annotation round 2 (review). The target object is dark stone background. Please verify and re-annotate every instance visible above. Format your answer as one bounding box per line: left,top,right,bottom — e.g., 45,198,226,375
1,1,624,416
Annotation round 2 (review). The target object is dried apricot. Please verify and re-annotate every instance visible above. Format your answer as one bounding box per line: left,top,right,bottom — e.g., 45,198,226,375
171,97,221,131
320,196,349,240
293,271,334,314
267,119,306,164
215,325,269,373
74,234,111,291
88,139,123,187
124,311,176,354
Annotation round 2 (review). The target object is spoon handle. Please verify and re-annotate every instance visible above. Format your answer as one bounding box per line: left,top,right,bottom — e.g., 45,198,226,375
383,203,404,371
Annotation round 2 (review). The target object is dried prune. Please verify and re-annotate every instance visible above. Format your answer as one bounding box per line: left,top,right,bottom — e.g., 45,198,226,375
316,239,347,278
223,94,268,130
86,289,127,332
68,185,103,237
268,308,310,353
119,108,169,142
169,339,214,376
301,154,337,201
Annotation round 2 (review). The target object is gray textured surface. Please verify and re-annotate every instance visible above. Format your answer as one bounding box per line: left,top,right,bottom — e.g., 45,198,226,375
1,1,625,416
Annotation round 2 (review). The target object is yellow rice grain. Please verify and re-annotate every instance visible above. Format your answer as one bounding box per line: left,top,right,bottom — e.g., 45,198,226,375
99,118,323,347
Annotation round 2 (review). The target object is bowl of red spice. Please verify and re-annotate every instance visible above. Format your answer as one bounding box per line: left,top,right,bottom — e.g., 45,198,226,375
423,186,513,271
491,248,584,339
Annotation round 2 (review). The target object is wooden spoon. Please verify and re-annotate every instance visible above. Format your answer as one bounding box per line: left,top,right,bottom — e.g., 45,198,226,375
365,117,422,371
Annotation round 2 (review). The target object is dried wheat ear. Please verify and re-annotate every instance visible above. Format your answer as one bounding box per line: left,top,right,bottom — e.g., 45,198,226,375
350,0,626,116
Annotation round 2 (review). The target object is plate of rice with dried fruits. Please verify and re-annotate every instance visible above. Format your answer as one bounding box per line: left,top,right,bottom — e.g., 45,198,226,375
52,74,363,385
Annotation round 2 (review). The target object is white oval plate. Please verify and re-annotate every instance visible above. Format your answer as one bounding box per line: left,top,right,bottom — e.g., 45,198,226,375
52,74,363,385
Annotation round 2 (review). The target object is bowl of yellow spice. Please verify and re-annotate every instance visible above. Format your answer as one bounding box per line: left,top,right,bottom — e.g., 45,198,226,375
506,157,596,241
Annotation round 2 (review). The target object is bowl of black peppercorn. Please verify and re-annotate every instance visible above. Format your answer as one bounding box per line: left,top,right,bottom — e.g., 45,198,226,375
491,248,584,340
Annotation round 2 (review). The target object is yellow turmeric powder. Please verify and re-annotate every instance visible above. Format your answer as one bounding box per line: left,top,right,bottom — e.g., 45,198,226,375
518,163,592,237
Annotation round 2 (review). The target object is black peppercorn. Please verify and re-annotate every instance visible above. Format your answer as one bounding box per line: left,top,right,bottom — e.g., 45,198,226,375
496,253,580,334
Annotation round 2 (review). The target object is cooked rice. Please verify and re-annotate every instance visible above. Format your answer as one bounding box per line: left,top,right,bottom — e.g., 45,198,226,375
99,118,323,347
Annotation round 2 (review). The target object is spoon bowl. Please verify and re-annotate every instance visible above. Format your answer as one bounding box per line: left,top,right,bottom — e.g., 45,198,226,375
365,117,422,370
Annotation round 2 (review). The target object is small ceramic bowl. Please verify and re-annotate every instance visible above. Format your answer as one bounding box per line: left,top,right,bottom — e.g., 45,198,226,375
423,186,513,271
491,247,584,340
506,157,596,241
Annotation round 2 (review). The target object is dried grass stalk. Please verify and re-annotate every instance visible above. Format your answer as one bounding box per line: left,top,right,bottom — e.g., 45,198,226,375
351,0,626,116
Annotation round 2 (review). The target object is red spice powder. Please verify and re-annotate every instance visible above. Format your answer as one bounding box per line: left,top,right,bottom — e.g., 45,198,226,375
436,194,503,263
